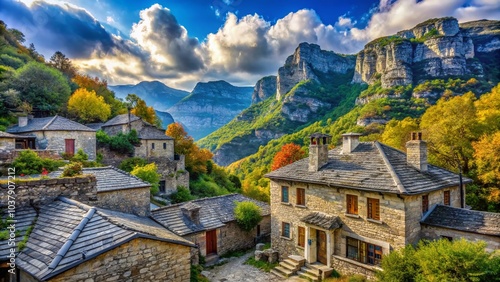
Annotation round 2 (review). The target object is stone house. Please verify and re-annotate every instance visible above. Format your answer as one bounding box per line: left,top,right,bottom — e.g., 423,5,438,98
50,166,152,216
264,132,499,279
152,194,271,263
6,115,96,160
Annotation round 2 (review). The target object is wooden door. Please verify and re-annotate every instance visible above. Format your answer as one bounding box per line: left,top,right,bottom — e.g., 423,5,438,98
317,230,327,265
65,139,75,155
206,230,217,255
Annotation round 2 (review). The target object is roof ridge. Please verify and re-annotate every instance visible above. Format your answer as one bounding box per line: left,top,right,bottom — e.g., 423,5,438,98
152,193,240,211
47,206,96,271
41,115,58,130
374,141,407,194
94,209,160,238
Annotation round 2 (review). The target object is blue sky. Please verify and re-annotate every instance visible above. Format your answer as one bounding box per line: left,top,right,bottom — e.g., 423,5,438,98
0,0,499,90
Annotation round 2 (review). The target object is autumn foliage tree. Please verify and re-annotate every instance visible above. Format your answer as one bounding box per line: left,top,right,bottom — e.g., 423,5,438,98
126,94,161,127
271,143,305,171
72,74,125,116
68,88,111,123
166,122,213,175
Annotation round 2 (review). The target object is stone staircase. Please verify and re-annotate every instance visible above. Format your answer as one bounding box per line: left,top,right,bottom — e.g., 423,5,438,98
270,255,305,279
297,263,334,281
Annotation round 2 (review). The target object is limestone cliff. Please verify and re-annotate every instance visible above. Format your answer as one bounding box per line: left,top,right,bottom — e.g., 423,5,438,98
252,76,277,104
167,81,253,140
353,18,500,87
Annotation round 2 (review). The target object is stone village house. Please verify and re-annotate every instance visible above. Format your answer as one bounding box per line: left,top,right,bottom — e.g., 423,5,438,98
0,173,194,282
152,194,271,264
265,132,500,280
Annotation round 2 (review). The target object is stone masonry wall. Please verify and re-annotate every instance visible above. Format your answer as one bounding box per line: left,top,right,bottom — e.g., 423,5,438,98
102,119,144,136
135,139,174,159
420,225,500,252
404,186,461,244
0,137,15,151
31,131,96,160
48,238,191,282
96,187,150,216
0,175,97,208
331,257,377,280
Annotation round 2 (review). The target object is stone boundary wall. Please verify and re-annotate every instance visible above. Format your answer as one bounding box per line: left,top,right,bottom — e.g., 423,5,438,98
96,187,150,216
331,256,377,280
0,175,97,208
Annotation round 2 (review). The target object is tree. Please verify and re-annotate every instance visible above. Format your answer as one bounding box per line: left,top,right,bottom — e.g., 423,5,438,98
68,88,111,122
381,117,420,151
12,61,71,115
131,163,161,195
234,201,262,232
475,83,500,133
271,143,305,171
72,74,125,116
474,132,500,185
49,51,76,78
126,94,160,127
377,239,500,282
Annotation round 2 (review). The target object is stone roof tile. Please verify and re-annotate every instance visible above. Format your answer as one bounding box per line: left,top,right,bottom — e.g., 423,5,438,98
301,212,342,230
7,116,95,133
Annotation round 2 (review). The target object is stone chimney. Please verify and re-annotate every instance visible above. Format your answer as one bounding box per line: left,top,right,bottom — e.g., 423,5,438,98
181,202,201,225
406,132,428,172
342,133,362,154
18,116,28,127
309,133,331,172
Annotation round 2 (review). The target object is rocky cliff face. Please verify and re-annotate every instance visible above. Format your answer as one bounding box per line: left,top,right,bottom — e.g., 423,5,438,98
252,76,277,104
109,81,189,111
155,110,174,129
277,43,355,99
353,18,499,87
167,81,253,140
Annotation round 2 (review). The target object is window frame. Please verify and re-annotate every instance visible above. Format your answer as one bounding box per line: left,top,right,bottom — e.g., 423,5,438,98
422,194,429,213
163,142,167,150
281,222,291,238
367,198,380,220
297,226,305,248
346,194,358,215
296,188,306,206
281,186,289,203
151,143,155,149
444,190,450,206
346,237,382,266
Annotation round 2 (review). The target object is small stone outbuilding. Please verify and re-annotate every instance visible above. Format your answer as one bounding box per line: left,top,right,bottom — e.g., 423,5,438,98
152,194,271,263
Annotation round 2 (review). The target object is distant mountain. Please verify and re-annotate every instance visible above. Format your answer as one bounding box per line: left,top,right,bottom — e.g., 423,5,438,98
109,81,189,111
167,80,253,140
155,110,174,129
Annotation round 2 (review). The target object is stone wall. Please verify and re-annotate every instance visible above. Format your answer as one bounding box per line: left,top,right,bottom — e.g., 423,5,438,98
0,176,97,208
102,119,144,136
331,256,377,280
96,187,150,216
420,225,500,252
404,186,461,244
135,139,174,159
46,238,191,282
30,131,96,160
0,137,15,151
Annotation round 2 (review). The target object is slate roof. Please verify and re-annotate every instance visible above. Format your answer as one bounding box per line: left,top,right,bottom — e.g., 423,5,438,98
102,114,140,127
421,205,500,237
16,197,194,281
0,207,37,261
152,194,271,236
139,124,173,140
85,122,104,130
301,212,342,230
49,166,151,192
0,131,32,138
265,142,471,195
7,116,95,133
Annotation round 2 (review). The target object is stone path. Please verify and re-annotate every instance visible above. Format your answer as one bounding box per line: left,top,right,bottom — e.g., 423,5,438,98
204,252,308,282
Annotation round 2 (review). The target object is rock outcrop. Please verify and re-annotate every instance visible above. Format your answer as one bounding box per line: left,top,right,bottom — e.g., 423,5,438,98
252,76,277,104
277,43,355,99
353,18,500,87
167,81,253,140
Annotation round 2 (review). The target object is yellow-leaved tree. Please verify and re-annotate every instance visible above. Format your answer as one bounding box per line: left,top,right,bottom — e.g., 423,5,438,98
381,117,420,151
68,88,111,123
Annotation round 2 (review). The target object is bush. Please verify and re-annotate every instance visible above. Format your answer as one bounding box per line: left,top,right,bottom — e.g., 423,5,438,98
119,157,147,172
170,186,194,203
12,150,64,175
96,129,110,144
234,201,262,232
72,148,88,162
62,162,83,177
109,133,134,155
130,163,160,195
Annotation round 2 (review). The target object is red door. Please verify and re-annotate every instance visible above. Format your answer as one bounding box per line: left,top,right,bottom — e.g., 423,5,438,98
206,230,217,255
65,139,75,155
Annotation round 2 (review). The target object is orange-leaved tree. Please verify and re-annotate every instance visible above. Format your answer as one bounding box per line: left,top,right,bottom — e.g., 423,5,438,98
271,143,305,171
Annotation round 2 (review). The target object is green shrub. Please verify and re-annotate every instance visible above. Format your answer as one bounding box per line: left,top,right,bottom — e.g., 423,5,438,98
96,129,110,144
119,157,147,172
170,186,194,203
12,150,64,175
109,133,134,155
62,162,83,177
71,148,88,162
131,163,160,195
128,129,140,145
234,201,262,232
96,152,103,163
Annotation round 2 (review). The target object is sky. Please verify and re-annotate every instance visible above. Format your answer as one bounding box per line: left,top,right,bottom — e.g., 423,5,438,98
0,0,499,90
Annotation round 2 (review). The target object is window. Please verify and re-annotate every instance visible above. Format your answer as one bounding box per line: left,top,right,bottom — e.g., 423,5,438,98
422,195,429,213
281,222,290,238
367,198,380,220
444,191,450,206
346,194,358,215
163,142,167,150
346,237,382,266
281,186,289,203
298,226,305,247
441,235,453,241
296,188,306,206
159,180,166,193
257,225,261,236
151,143,155,149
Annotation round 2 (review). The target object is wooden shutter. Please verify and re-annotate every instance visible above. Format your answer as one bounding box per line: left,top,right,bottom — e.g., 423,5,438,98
422,195,429,213
368,198,380,220
347,195,358,214
298,226,305,247
297,188,305,206
444,191,450,206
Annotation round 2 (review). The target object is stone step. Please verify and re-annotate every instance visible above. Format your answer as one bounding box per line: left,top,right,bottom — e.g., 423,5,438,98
303,266,320,276
280,259,300,271
204,254,219,266
306,263,334,279
288,255,306,267
297,270,320,282
270,269,286,279
274,266,294,277
286,277,310,282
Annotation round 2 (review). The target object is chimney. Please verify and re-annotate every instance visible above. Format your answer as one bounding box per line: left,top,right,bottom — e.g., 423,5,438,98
18,116,28,127
181,202,201,225
342,133,362,154
309,133,331,172
406,132,428,172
